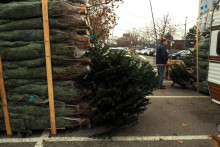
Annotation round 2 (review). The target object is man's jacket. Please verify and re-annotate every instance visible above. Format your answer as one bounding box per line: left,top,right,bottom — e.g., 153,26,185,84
156,44,168,64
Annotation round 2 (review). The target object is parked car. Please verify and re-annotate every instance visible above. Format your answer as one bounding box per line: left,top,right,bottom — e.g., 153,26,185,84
169,50,189,60
147,48,156,56
180,50,192,57
108,48,126,53
135,49,142,54
131,48,136,52
145,49,151,55
140,49,149,55
167,49,171,55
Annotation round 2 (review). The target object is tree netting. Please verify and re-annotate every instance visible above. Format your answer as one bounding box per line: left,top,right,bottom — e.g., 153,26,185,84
170,29,210,94
0,0,91,136
192,29,210,94
170,63,194,88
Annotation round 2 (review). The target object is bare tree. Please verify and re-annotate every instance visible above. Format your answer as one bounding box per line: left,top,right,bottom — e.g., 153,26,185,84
146,13,180,43
128,28,140,47
155,13,179,40
88,0,124,40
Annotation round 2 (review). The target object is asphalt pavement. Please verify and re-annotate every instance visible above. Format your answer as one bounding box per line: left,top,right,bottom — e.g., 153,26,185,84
0,56,219,147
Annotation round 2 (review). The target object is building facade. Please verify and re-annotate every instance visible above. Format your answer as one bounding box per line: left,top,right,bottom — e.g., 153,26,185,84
198,0,219,31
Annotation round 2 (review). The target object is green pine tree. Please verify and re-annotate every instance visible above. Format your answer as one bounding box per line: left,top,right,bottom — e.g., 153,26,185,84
81,44,159,138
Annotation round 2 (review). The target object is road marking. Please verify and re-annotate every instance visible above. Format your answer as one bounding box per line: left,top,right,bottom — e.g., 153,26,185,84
0,138,39,143
46,135,210,142
0,135,210,143
146,96,210,99
34,131,49,147
212,99,220,105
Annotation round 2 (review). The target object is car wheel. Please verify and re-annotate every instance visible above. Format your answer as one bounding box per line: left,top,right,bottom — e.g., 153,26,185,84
176,56,180,60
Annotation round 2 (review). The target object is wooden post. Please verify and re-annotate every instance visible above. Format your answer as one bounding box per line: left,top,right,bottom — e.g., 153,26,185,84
42,0,56,135
0,54,12,135
196,20,199,93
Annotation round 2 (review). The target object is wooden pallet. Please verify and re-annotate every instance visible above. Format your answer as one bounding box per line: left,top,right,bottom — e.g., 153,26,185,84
211,135,220,147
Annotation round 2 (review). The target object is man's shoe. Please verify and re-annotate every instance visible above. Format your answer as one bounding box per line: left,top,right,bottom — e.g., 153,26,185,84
160,86,166,89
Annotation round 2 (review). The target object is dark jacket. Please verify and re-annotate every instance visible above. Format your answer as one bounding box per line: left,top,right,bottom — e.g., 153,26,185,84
156,44,168,64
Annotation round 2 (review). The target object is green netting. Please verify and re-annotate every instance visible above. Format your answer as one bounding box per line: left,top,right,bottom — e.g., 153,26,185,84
0,15,86,31
0,40,32,47
0,29,80,42
199,41,210,50
2,56,70,68
198,60,209,68
7,81,85,103
199,81,209,94
0,43,78,61
0,0,87,4
198,51,209,59
3,64,90,80
0,1,83,19
0,0,90,135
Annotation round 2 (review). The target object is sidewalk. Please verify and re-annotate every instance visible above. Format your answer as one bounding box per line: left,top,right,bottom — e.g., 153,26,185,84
153,80,208,97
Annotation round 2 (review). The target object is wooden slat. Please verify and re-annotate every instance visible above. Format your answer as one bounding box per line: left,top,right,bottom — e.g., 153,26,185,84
42,0,56,135
196,20,199,93
0,54,12,136
210,61,220,64
212,25,220,31
208,82,220,102
210,135,220,147
210,56,220,61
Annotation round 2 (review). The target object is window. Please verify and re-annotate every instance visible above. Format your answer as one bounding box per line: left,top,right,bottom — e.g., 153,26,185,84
217,32,220,55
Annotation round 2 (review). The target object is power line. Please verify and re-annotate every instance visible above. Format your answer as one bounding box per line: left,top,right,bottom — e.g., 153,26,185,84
117,9,148,20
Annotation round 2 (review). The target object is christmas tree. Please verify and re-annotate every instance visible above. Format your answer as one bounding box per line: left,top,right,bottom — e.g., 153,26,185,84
192,29,210,94
81,44,159,137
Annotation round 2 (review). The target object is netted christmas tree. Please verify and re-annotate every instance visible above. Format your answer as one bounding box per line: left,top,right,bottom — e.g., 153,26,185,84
170,29,210,94
0,0,91,137
80,43,159,137
170,63,194,88
192,29,210,94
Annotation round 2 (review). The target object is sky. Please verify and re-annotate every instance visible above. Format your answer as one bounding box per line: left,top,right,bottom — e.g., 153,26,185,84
112,0,199,39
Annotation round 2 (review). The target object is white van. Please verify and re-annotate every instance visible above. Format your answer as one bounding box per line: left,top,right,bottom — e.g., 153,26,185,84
208,4,220,104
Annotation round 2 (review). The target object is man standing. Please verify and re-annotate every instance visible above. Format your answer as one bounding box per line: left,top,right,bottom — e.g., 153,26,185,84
156,39,168,89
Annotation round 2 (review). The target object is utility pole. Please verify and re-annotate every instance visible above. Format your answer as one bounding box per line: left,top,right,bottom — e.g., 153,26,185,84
184,17,188,49
149,0,158,45
184,17,188,38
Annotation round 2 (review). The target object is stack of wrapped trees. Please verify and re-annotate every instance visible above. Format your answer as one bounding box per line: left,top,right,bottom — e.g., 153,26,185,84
193,30,210,94
0,0,91,135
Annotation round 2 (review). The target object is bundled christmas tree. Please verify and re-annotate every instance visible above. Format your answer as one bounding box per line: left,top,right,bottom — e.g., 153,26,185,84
81,43,159,137
0,0,91,136
170,63,194,88
170,29,210,95
192,29,210,94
